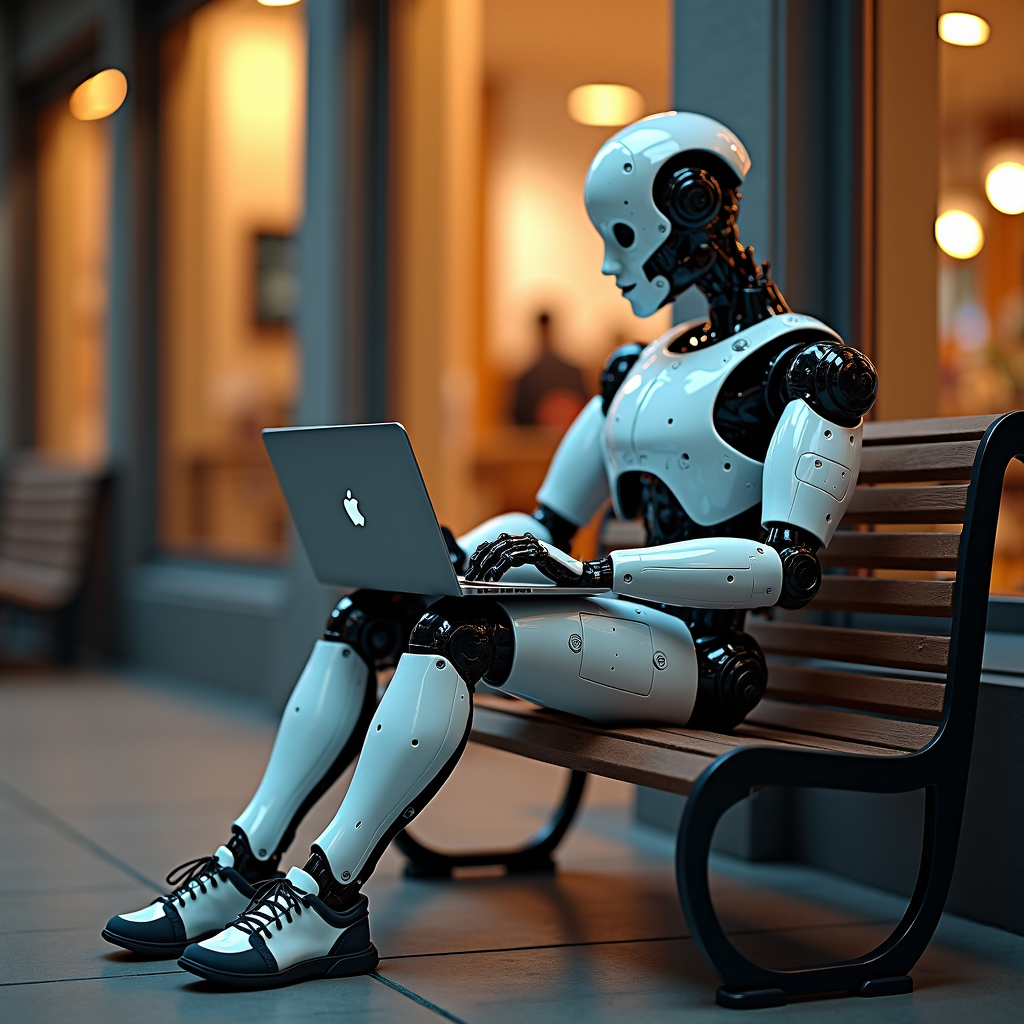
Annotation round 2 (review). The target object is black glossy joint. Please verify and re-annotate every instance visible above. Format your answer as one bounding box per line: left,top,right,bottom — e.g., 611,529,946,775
532,505,578,553
784,342,877,426
688,629,768,732
765,524,822,610
324,591,427,669
408,598,514,686
600,343,644,414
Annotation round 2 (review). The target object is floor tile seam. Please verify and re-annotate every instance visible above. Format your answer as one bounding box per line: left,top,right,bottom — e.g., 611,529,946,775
376,917,903,963
0,778,163,893
0,970,183,988
371,972,470,1024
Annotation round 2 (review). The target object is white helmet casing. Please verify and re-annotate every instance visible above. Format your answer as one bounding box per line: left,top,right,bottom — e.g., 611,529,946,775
584,112,751,317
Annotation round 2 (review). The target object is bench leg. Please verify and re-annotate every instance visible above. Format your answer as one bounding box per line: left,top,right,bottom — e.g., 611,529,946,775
676,746,963,1006
394,768,587,878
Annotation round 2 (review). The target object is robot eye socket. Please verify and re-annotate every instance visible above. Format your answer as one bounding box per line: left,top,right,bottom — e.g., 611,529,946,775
613,222,635,248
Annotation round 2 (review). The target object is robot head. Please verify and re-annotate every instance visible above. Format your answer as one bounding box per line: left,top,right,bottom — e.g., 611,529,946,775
584,112,751,317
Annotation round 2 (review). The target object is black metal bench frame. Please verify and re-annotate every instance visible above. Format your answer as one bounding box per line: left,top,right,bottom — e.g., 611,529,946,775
396,412,1022,1009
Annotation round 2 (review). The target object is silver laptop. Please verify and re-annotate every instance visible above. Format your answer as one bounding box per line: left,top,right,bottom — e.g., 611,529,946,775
262,422,607,598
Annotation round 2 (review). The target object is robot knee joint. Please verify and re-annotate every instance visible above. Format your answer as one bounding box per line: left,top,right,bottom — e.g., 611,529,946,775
408,598,514,686
324,591,427,669
689,630,767,732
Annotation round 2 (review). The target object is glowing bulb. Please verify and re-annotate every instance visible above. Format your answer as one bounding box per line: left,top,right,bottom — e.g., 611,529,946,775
935,209,984,259
938,12,990,46
69,69,128,121
567,84,645,127
985,162,1024,215
257,0,302,6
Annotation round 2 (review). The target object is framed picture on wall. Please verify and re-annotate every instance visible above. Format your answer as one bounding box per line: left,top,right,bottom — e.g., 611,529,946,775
254,233,298,326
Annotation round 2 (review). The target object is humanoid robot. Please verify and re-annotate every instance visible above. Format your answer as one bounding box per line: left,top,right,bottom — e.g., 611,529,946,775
102,112,876,988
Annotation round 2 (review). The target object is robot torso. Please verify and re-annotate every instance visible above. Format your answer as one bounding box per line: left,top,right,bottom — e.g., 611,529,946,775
603,314,842,527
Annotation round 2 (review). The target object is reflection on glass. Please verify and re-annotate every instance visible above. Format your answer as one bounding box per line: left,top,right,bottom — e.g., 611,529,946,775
159,0,306,561
36,95,110,465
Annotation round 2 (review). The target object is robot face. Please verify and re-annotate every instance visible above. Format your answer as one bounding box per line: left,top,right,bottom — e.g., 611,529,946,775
584,112,750,318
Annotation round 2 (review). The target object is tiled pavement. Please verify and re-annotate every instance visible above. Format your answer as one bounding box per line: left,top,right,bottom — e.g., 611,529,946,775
1,670,1021,1022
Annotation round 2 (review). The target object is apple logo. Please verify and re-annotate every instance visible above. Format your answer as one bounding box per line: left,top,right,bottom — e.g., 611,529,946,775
343,489,365,527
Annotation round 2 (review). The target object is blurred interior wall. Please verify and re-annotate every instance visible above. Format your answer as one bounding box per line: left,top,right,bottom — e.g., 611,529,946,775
35,99,110,464
391,0,484,534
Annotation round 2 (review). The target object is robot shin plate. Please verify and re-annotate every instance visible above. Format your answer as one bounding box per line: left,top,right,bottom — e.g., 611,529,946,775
313,653,471,883
234,640,370,861
493,596,698,724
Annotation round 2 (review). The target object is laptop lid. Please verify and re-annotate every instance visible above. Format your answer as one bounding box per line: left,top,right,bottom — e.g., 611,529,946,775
262,423,463,597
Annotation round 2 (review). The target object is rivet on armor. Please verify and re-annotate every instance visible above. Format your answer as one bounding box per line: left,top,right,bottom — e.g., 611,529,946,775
435,659,445,669
623,573,633,583
654,651,668,670
568,634,583,652
342,870,351,881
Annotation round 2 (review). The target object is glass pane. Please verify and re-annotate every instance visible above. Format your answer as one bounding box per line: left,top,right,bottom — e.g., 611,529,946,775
938,0,1024,593
158,0,306,561
35,95,110,465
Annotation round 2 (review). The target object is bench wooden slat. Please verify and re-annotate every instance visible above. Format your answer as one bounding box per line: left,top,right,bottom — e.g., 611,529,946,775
743,698,938,752
745,620,950,673
844,485,968,524
811,576,955,616
471,704,718,795
863,414,998,446
858,441,979,483
819,532,960,571
765,663,944,721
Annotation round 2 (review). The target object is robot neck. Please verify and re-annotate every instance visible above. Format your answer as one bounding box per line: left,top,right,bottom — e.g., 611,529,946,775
693,231,790,341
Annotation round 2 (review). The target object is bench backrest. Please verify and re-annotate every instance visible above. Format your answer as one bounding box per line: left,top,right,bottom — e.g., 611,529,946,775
0,454,107,611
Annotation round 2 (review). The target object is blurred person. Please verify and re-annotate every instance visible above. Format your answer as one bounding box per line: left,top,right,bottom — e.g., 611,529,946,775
512,311,588,430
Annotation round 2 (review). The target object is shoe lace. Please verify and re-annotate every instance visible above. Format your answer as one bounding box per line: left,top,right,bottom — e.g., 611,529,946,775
231,878,309,940
160,855,224,908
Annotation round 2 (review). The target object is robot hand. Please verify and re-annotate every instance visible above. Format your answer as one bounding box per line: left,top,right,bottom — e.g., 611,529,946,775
465,533,613,588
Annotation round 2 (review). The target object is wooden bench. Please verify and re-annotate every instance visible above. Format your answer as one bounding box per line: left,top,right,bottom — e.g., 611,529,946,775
0,454,109,663
396,411,1023,1008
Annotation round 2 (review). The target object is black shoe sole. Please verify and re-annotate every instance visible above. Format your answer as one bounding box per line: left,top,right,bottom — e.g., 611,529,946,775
177,944,380,989
101,927,218,959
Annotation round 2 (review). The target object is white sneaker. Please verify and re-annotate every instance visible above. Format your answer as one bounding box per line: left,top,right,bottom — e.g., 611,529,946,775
177,867,378,988
102,846,256,957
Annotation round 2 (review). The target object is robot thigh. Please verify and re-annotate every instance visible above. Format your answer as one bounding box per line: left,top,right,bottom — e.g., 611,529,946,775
492,596,698,725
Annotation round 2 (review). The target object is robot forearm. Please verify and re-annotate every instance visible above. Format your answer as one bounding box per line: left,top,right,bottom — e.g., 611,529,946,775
608,537,782,608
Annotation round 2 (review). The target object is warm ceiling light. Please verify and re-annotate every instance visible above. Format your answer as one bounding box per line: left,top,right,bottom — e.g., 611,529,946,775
935,209,985,259
938,12,990,46
567,84,645,127
257,0,302,6
69,69,128,120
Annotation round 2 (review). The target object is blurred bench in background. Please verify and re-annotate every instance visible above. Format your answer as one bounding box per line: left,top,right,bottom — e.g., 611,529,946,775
0,454,109,664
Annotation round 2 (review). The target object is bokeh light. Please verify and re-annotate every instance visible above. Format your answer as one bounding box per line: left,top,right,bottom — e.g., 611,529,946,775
935,209,985,259
938,12,990,46
69,69,128,121
567,84,644,127
985,161,1024,215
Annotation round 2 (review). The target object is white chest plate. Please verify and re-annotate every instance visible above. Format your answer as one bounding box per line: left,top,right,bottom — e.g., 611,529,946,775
602,314,840,527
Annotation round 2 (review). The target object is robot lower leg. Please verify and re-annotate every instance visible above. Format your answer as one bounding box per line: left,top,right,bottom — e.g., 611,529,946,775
302,599,512,907
229,590,425,880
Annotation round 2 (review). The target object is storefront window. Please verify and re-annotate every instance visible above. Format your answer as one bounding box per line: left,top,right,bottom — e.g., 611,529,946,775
158,0,306,561
936,0,1024,592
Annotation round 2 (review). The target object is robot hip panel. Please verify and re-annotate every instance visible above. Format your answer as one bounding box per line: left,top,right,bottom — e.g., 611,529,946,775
493,596,698,725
